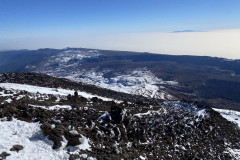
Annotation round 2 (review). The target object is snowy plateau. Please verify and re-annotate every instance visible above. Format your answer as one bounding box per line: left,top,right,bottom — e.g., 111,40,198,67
64,69,177,100
28,49,178,100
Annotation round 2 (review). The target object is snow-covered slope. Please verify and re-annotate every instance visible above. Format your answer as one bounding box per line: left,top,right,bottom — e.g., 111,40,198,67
0,118,96,160
65,69,177,99
0,83,114,102
35,60,177,99
213,108,240,128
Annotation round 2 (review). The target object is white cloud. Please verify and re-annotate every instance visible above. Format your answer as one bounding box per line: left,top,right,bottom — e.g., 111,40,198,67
1,29,240,59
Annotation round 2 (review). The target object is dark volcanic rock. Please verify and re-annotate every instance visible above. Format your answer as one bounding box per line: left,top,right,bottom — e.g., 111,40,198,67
110,105,124,124
0,152,10,159
10,145,23,152
64,131,81,146
41,123,65,149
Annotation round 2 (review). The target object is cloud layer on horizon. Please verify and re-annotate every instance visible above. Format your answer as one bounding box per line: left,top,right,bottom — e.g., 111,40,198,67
1,29,240,59
172,30,205,33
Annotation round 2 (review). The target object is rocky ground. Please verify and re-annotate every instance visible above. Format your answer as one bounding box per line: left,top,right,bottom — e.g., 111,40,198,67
0,73,240,160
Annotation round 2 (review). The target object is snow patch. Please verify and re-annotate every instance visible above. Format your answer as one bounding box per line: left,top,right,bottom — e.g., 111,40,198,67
69,130,78,135
134,108,167,117
0,118,69,160
4,98,12,103
29,104,72,110
78,135,91,151
225,148,240,159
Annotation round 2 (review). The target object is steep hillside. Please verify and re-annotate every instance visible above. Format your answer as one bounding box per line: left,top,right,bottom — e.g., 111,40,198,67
0,73,239,160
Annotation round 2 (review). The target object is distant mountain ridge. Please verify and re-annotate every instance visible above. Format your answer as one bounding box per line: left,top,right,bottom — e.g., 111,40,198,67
1,48,240,111
1,48,240,74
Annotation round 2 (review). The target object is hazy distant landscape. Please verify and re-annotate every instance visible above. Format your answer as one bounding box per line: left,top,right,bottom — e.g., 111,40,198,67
1,48,240,111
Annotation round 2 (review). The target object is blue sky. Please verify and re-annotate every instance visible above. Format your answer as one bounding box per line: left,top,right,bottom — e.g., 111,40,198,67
1,0,240,58
1,0,240,36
